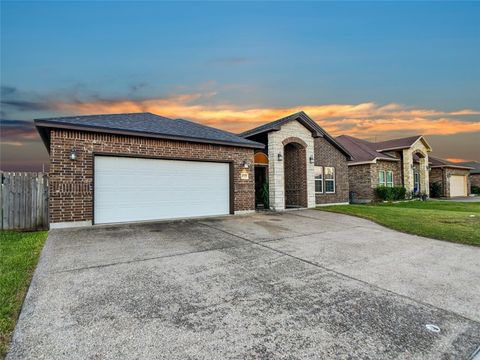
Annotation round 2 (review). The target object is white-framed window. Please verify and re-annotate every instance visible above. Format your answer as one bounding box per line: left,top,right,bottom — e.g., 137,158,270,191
314,166,323,193
386,171,393,187
378,170,386,186
325,167,335,193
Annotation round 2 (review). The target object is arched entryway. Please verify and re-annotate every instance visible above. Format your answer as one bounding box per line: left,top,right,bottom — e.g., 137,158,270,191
283,141,308,208
412,150,428,195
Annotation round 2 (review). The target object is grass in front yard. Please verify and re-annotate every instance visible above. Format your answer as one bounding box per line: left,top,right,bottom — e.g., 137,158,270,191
0,231,47,357
317,200,480,246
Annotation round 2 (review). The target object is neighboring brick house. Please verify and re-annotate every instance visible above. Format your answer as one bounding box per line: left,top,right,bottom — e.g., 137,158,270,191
429,157,472,197
36,111,350,228
336,135,432,202
458,161,480,192
240,111,351,209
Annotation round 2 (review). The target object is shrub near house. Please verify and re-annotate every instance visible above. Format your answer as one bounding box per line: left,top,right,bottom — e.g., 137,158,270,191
374,186,407,201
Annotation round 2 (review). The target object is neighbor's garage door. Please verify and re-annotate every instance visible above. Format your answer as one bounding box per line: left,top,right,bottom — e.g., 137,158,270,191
449,175,467,197
94,156,230,224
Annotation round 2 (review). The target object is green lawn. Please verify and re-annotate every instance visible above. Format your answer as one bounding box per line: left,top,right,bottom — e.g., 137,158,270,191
0,231,47,357
317,200,480,246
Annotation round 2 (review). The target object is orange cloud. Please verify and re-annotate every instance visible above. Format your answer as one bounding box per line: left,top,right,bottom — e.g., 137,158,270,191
445,158,470,163
49,93,480,138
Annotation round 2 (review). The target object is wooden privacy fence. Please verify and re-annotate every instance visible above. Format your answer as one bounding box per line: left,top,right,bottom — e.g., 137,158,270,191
1,172,49,230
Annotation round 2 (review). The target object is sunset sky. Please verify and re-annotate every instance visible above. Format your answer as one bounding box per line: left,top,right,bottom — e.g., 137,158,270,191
1,1,479,171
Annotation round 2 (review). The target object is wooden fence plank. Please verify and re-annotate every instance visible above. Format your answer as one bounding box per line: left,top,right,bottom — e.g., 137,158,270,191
0,171,49,230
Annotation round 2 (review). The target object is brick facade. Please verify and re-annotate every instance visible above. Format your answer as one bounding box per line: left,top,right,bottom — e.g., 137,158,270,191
347,164,373,201
49,129,255,224
314,136,349,204
428,167,470,197
348,160,402,202
284,143,308,207
429,168,443,196
470,174,480,189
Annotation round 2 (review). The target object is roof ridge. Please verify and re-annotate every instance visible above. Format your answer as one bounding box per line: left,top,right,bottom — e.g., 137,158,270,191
373,134,422,145
34,112,154,121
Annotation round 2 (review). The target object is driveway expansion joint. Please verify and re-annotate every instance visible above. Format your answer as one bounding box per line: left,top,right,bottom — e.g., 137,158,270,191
52,242,251,274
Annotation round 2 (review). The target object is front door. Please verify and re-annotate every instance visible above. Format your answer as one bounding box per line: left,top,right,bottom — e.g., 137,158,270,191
254,166,268,209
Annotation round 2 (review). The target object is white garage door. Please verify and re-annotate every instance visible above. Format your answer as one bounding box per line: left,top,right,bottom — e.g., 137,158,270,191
449,175,467,197
94,156,230,224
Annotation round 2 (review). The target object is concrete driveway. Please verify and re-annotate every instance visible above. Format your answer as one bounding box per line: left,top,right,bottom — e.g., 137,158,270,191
7,210,480,359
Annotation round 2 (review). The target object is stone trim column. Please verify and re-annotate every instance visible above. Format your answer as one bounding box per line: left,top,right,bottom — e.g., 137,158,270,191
268,131,285,211
419,155,430,195
403,149,414,193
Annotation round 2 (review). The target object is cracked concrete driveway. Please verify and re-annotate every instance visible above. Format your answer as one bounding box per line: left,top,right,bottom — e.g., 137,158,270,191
7,210,480,359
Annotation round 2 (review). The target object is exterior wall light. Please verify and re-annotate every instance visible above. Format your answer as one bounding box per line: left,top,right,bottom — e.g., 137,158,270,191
70,148,77,161
309,155,314,164
242,160,250,169
277,153,283,161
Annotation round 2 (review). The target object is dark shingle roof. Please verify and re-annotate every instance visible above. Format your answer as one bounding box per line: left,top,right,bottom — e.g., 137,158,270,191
35,112,263,149
239,111,351,159
458,161,480,174
336,135,398,163
374,135,424,151
429,156,473,170
239,111,322,138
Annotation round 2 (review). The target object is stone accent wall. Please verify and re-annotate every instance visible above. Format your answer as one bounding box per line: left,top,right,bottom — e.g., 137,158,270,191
347,164,374,201
313,136,349,204
49,129,255,224
401,139,430,195
267,121,315,210
284,143,308,207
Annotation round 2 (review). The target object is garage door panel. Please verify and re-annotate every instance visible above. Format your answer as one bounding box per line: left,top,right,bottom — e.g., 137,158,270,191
94,156,230,224
449,175,467,197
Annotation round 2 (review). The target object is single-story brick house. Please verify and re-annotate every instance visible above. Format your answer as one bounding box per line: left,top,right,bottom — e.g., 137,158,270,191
336,134,433,202
336,134,473,201
429,157,472,198
457,161,480,192
36,111,350,228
